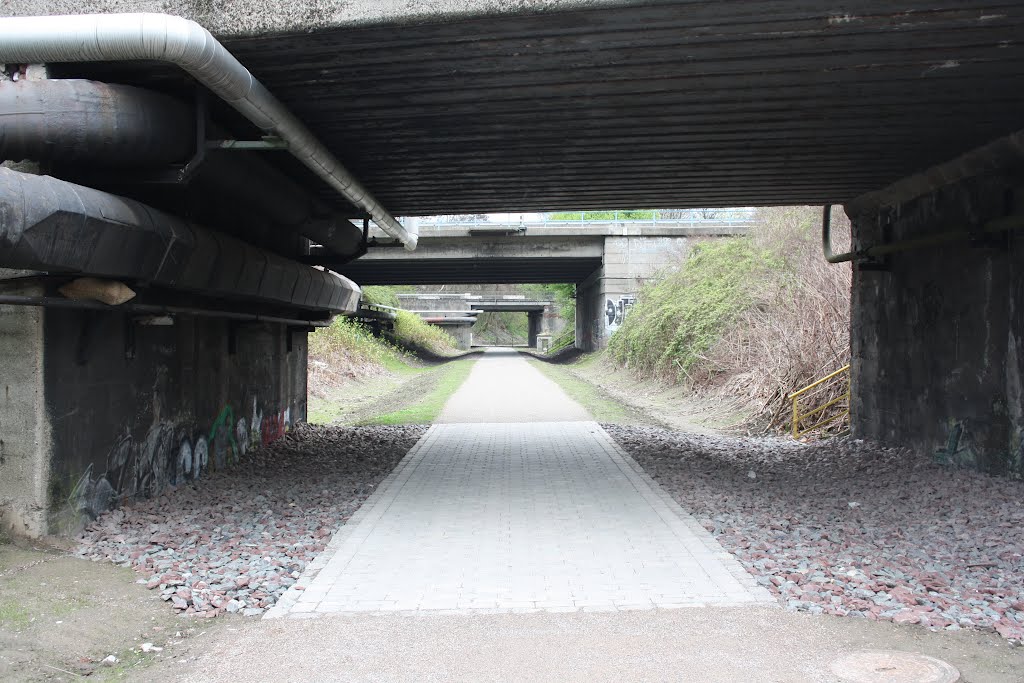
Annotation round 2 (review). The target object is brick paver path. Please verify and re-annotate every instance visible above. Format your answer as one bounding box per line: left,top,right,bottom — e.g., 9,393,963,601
270,418,772,616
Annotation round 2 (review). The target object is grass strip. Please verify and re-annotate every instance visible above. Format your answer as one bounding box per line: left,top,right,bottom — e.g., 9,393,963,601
359,358,476,425
528,358,647,424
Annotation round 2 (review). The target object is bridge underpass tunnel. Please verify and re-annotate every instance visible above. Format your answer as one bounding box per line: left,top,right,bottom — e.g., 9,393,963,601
0,66,368,537
390,287,569,351
0,0,1022,544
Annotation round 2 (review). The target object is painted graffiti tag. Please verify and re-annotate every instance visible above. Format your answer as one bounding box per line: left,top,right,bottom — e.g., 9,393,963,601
605,295,636,332
65,398,294,530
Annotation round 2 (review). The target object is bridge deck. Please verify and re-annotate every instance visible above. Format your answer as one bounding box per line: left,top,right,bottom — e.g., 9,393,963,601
51,1,1024,217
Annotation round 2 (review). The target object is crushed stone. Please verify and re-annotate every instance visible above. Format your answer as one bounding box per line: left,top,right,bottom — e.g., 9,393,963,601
606,425,1024,643
75,424,425,619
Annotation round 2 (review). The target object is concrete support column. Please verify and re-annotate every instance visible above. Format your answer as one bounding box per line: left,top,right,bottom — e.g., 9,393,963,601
849,171,1024,476
527,311,542,348
0,277,50,537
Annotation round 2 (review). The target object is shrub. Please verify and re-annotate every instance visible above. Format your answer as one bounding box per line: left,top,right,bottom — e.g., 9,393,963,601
307,316,407,396
605,206,852,433
607,238,781,380
392,310,458,355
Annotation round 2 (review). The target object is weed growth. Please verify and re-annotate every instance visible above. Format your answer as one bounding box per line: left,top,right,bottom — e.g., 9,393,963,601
607,238,780,379
393,311,458,354
605,206,852,434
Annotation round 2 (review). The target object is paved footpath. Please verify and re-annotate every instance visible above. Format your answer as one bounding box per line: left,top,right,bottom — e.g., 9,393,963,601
269,350,771,617
149,350,1009,682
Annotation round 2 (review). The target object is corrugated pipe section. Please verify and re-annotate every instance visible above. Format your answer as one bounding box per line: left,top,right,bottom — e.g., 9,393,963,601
0,167,361,313
0,79,364,259
0,13,416,250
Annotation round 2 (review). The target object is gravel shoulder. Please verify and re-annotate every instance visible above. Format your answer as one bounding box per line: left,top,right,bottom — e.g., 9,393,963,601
74,425,426,620
606,424,1024,646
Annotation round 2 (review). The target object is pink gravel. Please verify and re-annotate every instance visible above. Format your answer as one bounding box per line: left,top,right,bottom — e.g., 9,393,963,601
606,424,1024,643
76,424,425,619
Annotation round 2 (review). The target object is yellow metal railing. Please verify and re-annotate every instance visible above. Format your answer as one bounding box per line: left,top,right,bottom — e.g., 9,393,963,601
788,364,850,438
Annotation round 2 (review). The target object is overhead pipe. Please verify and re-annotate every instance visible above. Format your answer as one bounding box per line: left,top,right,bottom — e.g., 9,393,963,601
0,294,332,327
0,79,195,165
0,167,362,314
0,79,363,259
823,204,1024,264
0,13,417,250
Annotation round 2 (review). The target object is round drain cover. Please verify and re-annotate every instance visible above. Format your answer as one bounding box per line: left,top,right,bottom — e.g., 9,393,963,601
829,650,960,683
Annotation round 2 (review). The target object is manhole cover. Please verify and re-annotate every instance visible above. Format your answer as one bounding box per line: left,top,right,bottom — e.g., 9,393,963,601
830,650,960,683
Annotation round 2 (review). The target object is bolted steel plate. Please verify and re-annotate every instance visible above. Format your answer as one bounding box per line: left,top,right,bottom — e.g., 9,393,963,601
830,650,960,683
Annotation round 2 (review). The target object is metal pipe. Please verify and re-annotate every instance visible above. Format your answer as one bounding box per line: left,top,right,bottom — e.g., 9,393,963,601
0,167,361,314
0,79,195,165
0,13,416,250
0,294,332,326
0,79,363,259
824,203,1024,264
822,204,853,263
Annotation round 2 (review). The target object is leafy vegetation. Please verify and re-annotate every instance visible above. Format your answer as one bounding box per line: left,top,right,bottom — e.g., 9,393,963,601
360,285,413,308
523,283,578,352
604,206,852,433
308,316,408,376
549,210,656,221
608,238,780,380
473,311,529,345
392,310,458,354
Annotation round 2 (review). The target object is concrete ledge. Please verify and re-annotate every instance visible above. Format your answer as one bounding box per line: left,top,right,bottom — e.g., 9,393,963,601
2,0,628,37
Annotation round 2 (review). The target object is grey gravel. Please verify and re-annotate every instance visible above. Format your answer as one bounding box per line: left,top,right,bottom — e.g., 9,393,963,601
606,425,1024,643
75,424,426,618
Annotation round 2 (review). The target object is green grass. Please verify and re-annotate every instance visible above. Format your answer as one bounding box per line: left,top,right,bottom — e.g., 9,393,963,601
359,359,475,425
0,601,30,629
529,358,640,423
360,285,414,308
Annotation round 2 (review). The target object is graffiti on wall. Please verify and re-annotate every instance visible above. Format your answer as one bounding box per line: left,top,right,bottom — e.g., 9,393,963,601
605,295,636,333
64,398,295,527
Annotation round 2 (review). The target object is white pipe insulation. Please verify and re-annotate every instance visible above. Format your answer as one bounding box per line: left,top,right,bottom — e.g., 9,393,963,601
0,13,417,250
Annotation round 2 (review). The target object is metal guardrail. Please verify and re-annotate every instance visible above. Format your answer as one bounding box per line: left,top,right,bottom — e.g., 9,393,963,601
787,364,851,439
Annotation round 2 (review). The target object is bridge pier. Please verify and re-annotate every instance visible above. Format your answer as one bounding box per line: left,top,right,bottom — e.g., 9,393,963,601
847,140,1024,477
0,161,361,537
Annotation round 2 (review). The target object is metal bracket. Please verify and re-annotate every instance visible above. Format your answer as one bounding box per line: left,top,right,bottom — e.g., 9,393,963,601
206,136,289,151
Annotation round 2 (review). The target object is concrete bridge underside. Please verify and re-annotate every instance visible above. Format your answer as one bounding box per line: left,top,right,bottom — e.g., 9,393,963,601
2,1,1024,536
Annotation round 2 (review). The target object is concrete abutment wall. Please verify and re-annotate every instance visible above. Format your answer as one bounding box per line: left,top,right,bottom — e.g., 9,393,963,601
0,304,307,537
850,171,1024,477
577,235,696,350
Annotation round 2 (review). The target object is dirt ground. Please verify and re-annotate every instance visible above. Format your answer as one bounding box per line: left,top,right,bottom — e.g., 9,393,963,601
550,353,750,433
108,604,1024,683
0,538,217,682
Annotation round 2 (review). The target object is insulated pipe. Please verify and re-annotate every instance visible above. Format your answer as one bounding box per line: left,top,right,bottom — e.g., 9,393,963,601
0,13,416,250
0,79,195,165
0,167,362,313
0,79,363,258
